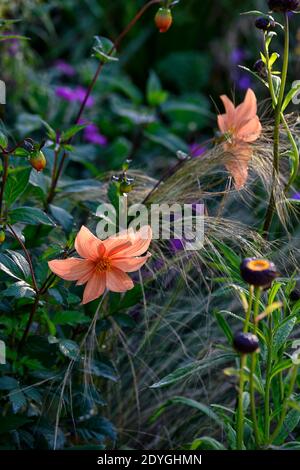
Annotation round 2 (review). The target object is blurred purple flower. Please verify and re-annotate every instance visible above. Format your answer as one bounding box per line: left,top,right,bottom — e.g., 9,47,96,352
231,48,245,64
291,192,300,200
54,60,76,77
83,123,108,146
236,74,252,91
2,32,20,56
170,238,185,252
189,143,206,157
55,86,95,107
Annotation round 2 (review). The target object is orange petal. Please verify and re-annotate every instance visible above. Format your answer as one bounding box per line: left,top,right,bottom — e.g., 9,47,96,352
235,89,258,129
75,226,104,261
236,116,262,143
219,95,236,127
102,229,133,256
225,146,252,189
106,268,134,292
110,226,152,258
82,272,106,304
48,258,95,281
111,253,151,272
217,114,229,134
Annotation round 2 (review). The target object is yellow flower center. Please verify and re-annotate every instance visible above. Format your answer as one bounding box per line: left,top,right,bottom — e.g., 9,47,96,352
247,259,270,272
95,257,111,272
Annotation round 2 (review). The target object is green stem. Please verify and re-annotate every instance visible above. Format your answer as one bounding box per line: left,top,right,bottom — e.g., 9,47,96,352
250,287,261,447
244,285,254,333
264,315,273,443
263,13,290,237
237,354,246,450
269,365,298,445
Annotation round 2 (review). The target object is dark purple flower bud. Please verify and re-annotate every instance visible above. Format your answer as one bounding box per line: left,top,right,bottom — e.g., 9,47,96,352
268,0,299,12
253,59,267,78
255,17,276,30
240,258,279,287
233,332,259,354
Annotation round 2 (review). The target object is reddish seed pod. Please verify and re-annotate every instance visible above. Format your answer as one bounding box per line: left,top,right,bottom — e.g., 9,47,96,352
155,8,173,33
29,150,47,172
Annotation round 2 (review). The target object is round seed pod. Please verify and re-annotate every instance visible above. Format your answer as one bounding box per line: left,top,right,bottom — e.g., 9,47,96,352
29,150,47,172
253,59,267,78
155,8,173,33
268,0,299,12
290,285,300,302
255,17,275,30
233,332,259,354
240,257,278,288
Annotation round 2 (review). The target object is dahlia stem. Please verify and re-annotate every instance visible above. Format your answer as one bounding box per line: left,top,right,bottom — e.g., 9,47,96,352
263,13,290,237
46,0,161,206
236,354,246,450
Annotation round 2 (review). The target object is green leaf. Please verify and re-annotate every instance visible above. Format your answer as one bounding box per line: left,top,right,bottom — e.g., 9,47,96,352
9,207,55,226
273,316,297,354
189,437,226,450
9,389,27,413
0,376,19,390
0,251,29,281
92,36,118,63
0,131,8,148
274,409,300,445
4,168,31,206
150,353,234,388
146,72,168,107
59,339,80,360
49,205,73,233
150,396,223,427
85,361,119,382
53,311,90,326
282,81,300,112
3,281,35,299
0,415,31,434
61,124,87,142
214,311,233,343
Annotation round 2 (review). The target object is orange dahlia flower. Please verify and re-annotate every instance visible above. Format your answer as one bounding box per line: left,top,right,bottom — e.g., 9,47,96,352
48,225,152,304
217,88,262,189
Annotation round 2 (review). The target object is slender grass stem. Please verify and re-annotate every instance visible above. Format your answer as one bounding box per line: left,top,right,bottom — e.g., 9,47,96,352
263,13,289,237
237,354,246,450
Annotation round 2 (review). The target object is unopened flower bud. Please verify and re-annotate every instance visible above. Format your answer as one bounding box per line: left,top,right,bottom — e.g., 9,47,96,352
29,150,47,172
0,230,5,244
255,17,276,30
233,332,259,354
155,8,173,33
268,0,299,12
240,257,279,288
120,180,134,194
253,59,267,78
